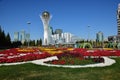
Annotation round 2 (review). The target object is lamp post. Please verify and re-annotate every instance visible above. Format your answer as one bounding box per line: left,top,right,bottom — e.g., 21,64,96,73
88,26,90,41
27,21,31,47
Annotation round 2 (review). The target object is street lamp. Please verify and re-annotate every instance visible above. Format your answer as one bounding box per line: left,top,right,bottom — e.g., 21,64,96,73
27,21,31,47
88,26,90,41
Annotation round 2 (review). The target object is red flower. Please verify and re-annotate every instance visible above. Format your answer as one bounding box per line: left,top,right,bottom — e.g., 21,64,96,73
59,60,66,65
52,60,58,64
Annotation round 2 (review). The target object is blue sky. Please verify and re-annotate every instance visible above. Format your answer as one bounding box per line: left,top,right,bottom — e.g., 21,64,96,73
0,0,120,41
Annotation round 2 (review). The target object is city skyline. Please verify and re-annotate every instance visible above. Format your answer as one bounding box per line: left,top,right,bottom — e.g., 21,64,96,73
0,0,120,41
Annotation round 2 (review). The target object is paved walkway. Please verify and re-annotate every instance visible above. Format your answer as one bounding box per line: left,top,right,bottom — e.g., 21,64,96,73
0,56,116,68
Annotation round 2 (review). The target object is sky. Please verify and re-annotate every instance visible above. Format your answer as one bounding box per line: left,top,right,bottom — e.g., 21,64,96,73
0,0,120,41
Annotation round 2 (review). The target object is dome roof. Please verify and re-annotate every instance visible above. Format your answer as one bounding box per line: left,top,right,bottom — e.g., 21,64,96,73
42,11,50,18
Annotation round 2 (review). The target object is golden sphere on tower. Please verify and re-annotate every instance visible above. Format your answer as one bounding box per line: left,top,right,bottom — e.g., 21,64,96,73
42,11,50,19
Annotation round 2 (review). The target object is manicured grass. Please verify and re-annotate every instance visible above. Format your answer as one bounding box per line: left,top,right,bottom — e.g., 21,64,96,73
0,57,120,80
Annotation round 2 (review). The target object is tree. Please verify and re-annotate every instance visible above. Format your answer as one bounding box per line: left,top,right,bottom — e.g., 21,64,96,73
0,26,2,36
6,33,11,46
40,38,42,46
1,30,6,47
23,40,27,46
0,26,2,46
30,40,35,46
36,38,42,46
11,41,22,48
0,26,12,49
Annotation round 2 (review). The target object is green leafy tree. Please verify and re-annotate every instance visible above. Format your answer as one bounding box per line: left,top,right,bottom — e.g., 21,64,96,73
11,41,22,48
36,38,42,46
40,38,42,46
23,40,28,46
30,40,35,46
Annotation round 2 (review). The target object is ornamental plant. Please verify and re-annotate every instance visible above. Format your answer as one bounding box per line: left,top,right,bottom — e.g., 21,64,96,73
45,51,100,65
0,48,51,63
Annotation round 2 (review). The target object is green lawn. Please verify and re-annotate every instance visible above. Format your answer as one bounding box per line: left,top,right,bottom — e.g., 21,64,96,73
0,58,120,80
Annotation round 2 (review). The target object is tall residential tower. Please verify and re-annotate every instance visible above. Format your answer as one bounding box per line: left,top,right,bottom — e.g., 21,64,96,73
96,31,104,42
108,3,120,42
20,30,26,44
117,3,120,35
14,32,19,41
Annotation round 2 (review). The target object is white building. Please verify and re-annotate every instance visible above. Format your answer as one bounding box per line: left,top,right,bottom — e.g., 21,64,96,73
63,32,73,43
51,32,74,44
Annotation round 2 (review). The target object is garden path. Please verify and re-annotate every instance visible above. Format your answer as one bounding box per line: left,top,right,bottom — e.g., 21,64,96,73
0,56,116,68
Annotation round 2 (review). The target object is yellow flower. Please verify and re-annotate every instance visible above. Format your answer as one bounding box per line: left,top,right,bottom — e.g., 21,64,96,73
103,48,113,50
67,48,74,51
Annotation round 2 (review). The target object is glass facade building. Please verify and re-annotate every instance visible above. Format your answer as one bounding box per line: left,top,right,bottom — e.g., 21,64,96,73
14,32,19,41
20,30,26,44
117,3,120,35
55,29,63,37
26,33,30,42
96,31,104,42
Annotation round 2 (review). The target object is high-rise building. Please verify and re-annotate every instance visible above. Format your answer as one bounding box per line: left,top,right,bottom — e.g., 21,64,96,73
20,30,26,44
117,3,120,35
96,31,104,42
40,11,52,45
26,33,30,42
49,26,54,35
108,3,120,42
14,30,30,44
51,32,73,44
63,32,73,43
14,32,19,41
55,29,63,37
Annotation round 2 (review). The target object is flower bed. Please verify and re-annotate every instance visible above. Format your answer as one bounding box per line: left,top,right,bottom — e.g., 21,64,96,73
0,48,51,63
45,51,104,65
0,47,120,64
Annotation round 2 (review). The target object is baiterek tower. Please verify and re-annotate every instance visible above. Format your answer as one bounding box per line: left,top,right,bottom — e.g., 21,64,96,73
40,11,51,45
117,3,120,35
